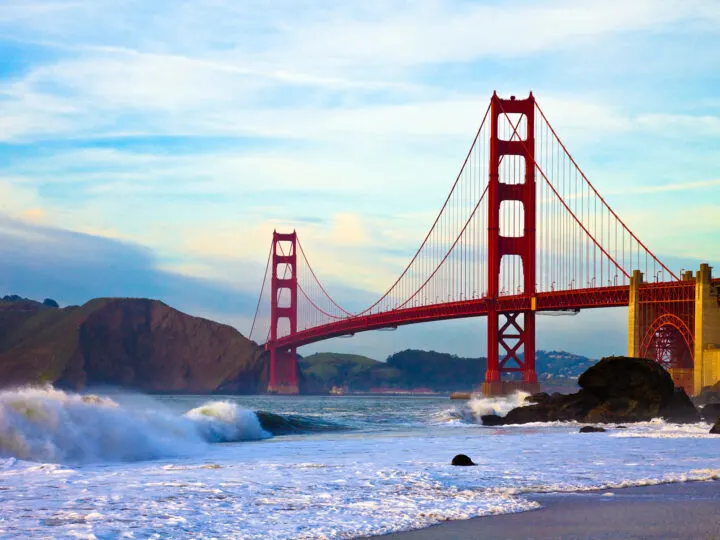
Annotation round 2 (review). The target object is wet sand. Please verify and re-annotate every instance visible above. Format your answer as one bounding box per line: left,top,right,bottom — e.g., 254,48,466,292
379,481,720,540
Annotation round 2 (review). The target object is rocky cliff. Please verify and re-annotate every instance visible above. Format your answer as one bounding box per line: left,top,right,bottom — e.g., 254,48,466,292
0,297,266,393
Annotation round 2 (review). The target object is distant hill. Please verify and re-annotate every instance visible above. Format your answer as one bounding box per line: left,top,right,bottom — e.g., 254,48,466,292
0,296,266,393
301,350,486,392
536,350,597,381
300,349,596,393
299,353,401,392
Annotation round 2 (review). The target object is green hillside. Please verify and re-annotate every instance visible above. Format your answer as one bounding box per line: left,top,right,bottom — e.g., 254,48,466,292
300,349,597,393
299,353,401,391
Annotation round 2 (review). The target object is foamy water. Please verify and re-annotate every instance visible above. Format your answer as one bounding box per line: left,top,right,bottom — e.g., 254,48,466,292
0,387,270,463
0,388,718,538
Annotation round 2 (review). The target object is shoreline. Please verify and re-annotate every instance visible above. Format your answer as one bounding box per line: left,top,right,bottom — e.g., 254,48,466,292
378,480,720,540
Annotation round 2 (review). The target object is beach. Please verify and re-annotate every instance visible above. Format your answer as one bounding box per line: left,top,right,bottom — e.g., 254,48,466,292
1,390,719,538
381,481,720,540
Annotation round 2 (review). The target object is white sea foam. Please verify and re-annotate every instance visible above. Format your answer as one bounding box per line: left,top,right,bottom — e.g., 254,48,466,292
1,393,718,538
0,387,269,463
435,391,530,424
185,401,270,442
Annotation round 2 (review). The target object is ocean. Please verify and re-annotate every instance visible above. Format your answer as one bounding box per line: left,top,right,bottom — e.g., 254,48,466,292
0,387,718,539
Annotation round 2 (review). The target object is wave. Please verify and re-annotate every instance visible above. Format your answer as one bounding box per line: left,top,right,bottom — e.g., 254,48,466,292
0,387,271,463
255,410,347,435
434,391,530,424
185,401,271,442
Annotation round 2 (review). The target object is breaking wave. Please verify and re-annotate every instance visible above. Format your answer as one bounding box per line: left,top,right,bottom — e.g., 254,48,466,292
434,392,530,424
0,388,281,463
185,401,270,443
256,410,347,435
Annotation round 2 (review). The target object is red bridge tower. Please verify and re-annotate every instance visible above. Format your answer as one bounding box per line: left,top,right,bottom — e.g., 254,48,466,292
483,92,539,394
268,231,299,394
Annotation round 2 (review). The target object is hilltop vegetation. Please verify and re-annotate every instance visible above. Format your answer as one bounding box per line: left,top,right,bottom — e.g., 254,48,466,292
299,353,400,392
301,350,487,392
300,349,597,393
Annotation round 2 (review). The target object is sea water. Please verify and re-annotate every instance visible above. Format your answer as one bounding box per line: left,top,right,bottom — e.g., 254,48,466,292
0,387,718,539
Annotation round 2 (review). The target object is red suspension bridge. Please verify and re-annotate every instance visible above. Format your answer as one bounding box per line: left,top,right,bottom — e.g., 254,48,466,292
250,92,720,396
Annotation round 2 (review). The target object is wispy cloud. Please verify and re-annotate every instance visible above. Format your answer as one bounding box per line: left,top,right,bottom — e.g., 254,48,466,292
1,0,719,357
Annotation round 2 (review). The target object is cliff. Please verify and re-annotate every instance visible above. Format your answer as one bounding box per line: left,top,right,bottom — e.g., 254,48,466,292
0,297,266,393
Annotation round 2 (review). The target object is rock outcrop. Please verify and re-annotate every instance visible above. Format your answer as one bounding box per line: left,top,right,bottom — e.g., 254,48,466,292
711,419,720,435
0,297,266,393
451,454,476,466
483,357,701,426
701,403,720,423
579,426,606,433
694,381,720,406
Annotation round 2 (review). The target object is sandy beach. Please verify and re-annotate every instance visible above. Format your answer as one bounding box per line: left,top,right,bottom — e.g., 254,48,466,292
380,481,720,540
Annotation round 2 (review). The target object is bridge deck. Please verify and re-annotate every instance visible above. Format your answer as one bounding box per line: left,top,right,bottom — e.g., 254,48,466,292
271,279,718,350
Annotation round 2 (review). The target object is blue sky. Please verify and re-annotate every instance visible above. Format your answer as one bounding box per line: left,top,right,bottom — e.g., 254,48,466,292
1,0,719,360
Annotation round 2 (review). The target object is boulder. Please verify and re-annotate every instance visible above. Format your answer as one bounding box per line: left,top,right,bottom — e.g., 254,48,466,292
451,454,476,466
499,357,691,426
584,397,650,423
578,356,674,406
503,404,551,424
525,392,550,404
579,426,606,433
711,420,720,435
660,388,701,423
481,414,505,426
701,403,720,423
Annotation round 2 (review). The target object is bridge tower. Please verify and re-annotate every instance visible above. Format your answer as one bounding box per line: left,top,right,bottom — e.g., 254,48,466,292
267,231,300,394
483,92,540,395
628,264,720,396
694,264,720,394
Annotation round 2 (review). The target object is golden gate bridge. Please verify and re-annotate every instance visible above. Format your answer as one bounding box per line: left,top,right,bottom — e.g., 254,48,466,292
249,92,720,396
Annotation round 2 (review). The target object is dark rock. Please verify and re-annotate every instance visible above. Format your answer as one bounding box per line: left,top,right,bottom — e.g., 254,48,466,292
481,414,505,426
584,397,650,423
579,426,606,433
552,389,601,421
500,357,685,426
616,426,628,429
451,454,476,466
694,382,720,406
711,420,720,435
42,298,59,308
503,404,551,424
701,403,720,423
579,356,674,405
660,388,701,424
525,392,550,404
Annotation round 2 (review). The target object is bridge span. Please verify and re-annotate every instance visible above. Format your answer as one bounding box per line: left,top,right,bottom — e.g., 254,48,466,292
250,92,720,396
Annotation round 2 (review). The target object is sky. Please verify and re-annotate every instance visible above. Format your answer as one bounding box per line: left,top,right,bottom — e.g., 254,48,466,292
1,0,719,361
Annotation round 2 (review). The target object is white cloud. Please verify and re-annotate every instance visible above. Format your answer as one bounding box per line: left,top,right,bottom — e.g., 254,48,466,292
1,0,719,358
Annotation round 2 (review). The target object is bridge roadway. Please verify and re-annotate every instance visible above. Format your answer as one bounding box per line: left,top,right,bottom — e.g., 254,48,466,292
274,278,720,350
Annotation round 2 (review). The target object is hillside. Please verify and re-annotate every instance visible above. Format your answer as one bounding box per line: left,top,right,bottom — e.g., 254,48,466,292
536,350,597,380
301,349,596,393
299,353,401,392
301,349,488,392
0,296,266,393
